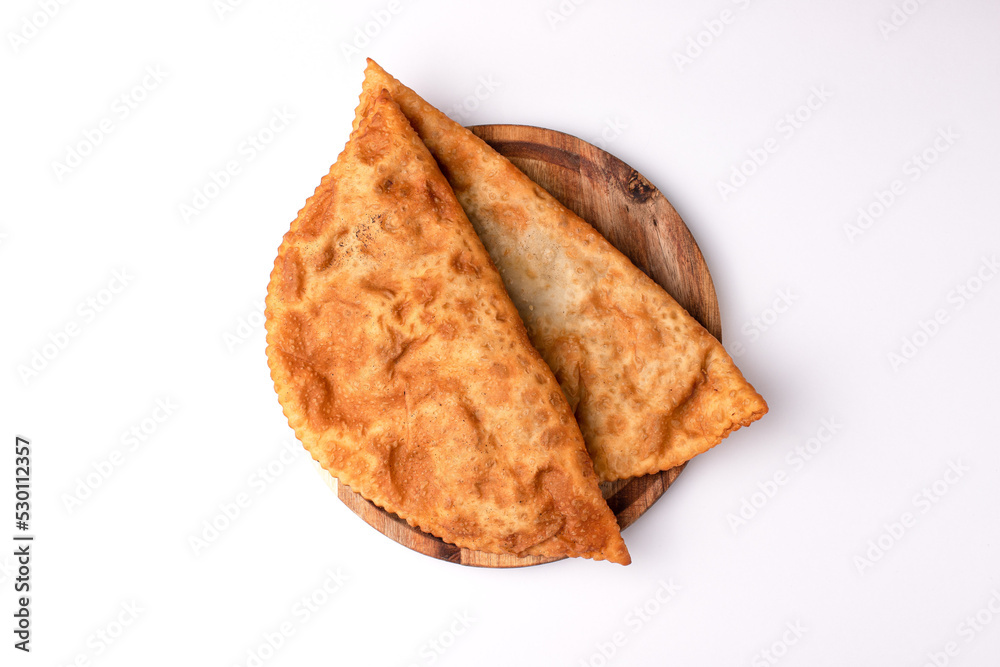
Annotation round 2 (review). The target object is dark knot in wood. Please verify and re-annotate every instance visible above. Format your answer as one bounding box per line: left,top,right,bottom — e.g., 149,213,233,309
626,169,655,203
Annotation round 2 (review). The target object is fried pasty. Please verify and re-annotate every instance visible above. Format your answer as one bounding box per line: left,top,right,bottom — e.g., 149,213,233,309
265,89,629,564
357,61,767,481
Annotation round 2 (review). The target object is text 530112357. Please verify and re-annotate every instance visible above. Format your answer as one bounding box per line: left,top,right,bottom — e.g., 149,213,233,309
14,435,32,652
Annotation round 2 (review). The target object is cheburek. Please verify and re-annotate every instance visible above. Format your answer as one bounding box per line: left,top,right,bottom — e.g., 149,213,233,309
358,60,768,482
265,89,630,564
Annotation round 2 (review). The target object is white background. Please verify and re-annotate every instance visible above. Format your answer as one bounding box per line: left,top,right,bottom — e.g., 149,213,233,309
2,1,999,665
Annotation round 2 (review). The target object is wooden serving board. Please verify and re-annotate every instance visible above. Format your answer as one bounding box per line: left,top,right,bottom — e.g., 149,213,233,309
330,124,721,567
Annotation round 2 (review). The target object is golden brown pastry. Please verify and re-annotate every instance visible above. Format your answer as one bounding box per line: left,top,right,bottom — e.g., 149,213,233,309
265,89,630,564
357,61,767,482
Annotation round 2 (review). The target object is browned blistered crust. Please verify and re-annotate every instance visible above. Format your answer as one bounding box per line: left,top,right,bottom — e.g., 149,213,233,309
359,60,768,482
265,90,629,564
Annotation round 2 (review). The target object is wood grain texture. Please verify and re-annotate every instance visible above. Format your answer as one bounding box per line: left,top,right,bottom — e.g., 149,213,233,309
334,125,721,568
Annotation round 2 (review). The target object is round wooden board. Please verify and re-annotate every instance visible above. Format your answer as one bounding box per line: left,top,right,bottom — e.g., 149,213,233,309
332,124,721,567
